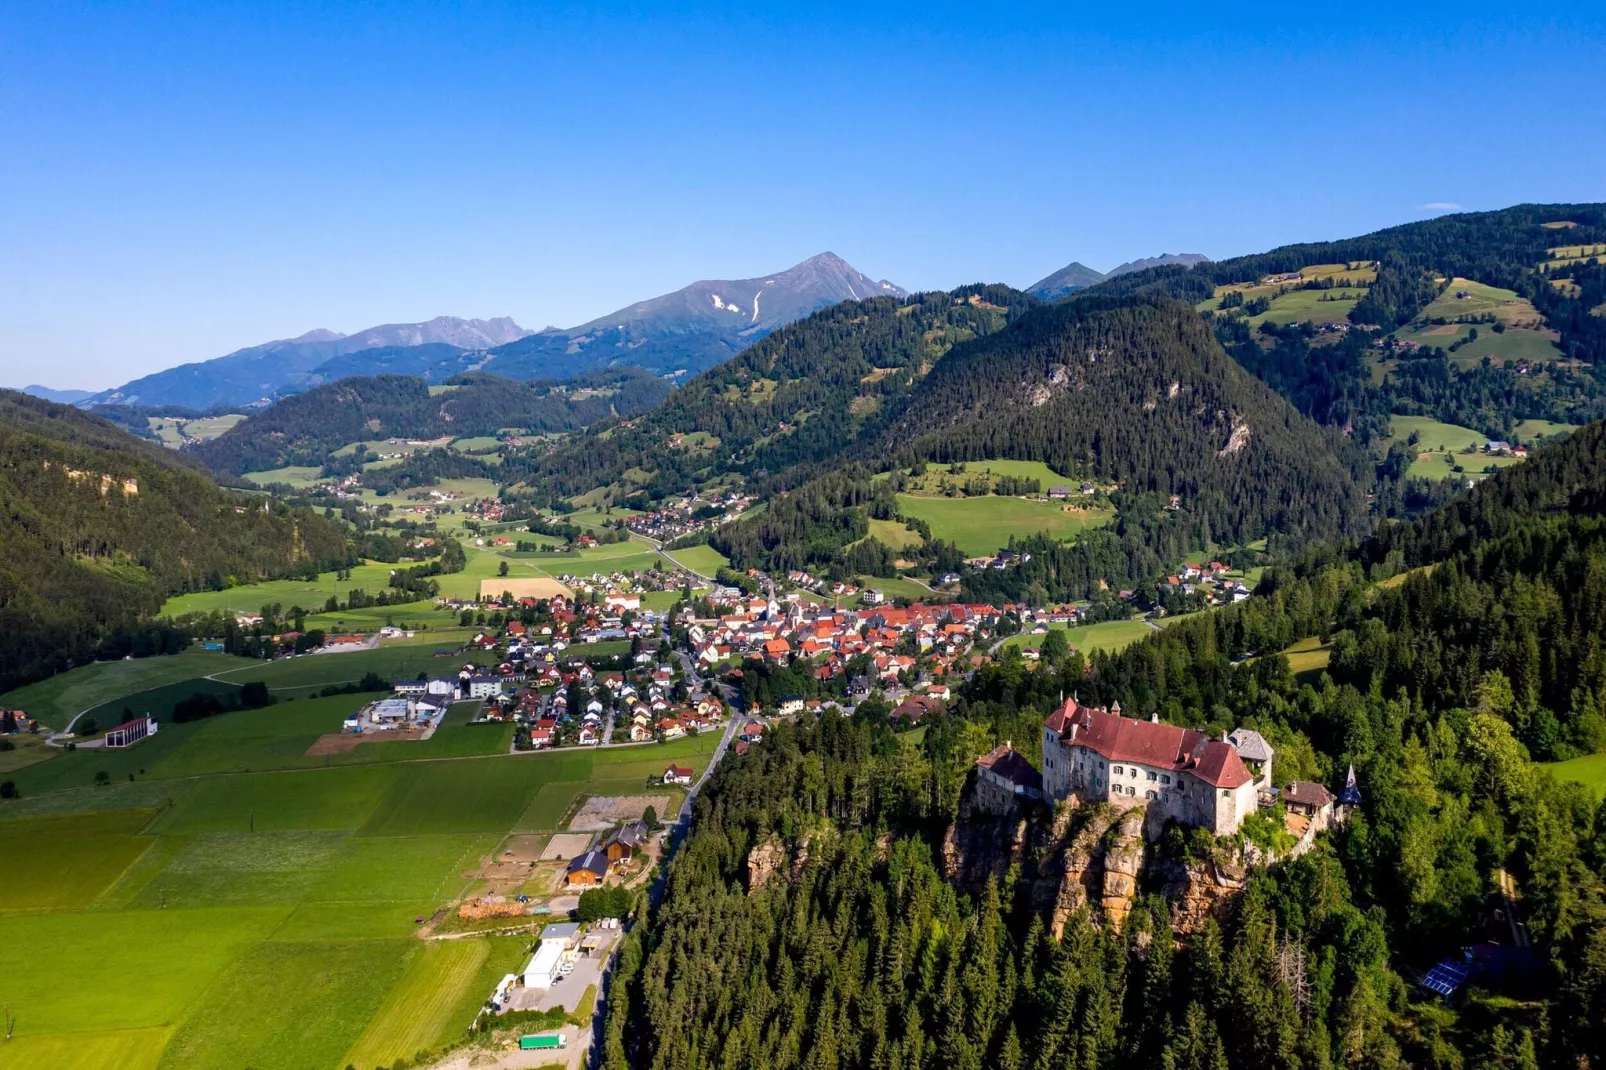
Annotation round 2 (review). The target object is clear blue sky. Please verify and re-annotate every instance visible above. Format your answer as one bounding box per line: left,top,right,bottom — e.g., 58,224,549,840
4,2,1603,390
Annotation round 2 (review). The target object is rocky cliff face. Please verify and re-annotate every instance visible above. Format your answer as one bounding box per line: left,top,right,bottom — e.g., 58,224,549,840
941,785,1247,936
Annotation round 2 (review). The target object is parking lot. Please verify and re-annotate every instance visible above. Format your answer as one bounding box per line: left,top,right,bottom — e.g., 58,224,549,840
505,924,621,1014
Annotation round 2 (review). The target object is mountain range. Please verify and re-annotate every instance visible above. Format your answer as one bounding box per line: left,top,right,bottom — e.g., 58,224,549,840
79,253,907,412
82,317,535,412
1026,252,1211,300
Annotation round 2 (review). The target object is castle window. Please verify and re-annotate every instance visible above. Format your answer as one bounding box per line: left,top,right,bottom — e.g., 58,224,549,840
1161,775,1171,785
1220,789,1229,798
1126,786,1136,796
1146,771,1157,781
1146,790,1157,800
1112,766,1123,776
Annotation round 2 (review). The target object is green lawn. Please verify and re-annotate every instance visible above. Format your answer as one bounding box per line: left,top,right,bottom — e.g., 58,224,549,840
896,494,1114,556
1005,618,1155,655
1544,752,1606,797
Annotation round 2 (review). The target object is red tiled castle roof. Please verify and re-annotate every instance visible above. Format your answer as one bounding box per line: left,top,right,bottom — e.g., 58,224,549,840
1044,698,1251,789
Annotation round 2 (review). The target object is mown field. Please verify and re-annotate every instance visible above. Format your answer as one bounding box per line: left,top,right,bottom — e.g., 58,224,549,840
665,543,732,576
896,493,1114,556
0,661,722,1069
1393,278,1564,366
1003,618,1155,655
1387,415,1526,482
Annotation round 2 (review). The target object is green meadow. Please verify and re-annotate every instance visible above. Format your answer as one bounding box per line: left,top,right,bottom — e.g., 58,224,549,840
665,543,732,576
1544,752,1606,798
1003,618,1155,655
0,657,723,1069
1387,416,1525,482
896,493,1114,557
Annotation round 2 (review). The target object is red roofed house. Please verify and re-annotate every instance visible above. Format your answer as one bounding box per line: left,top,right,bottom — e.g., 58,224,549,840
1040,698,1260,835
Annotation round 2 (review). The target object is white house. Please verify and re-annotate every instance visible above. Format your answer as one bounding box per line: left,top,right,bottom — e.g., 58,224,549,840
466,675,502,699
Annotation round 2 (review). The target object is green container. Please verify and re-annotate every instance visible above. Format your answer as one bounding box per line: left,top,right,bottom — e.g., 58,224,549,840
520,1032,565,1050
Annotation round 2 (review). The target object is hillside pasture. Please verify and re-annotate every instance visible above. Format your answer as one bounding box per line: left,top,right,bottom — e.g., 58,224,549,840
1004,618,1155,655
666,543,732,576
1387,416,1525,482
888,459,1076,496
896,493,1113,556
1513,419,1579,443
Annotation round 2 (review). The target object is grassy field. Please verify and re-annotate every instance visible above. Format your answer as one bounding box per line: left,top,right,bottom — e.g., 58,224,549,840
0,648,254,729
886,459,1077,496
1004,618,1155,655
1393,278,1564,366
896,494,1114,556
666,543,732,576
1249,286,1368,328
1281,636,1332,685
1387,416,1525,482
0,716,721,1068
1544,752,1606,797
865,517,924,551
1513,419,1579,443
857,575,939,602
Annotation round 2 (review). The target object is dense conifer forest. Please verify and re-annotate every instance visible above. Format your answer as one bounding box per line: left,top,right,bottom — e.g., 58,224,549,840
195,367,672,475
0,391,348,690
603,418,1606,1069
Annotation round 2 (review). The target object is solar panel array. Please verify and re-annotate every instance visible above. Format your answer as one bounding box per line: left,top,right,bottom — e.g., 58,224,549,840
1421,958,1471,998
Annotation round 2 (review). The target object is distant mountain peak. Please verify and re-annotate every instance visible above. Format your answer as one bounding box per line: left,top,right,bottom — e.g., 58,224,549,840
291,328,346,343
1027,261,1108,301
1106,252,1211,278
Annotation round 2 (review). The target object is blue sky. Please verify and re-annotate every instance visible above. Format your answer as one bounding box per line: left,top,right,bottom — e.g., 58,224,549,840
3,2,1604,389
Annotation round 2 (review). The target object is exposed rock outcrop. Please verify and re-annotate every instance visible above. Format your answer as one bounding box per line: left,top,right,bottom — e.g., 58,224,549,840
745,837,787,894
943,779,1250,937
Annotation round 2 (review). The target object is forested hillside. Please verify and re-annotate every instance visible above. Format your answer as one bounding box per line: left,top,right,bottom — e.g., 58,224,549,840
504,285,1034,504
1091,203,1606,442
195,368,671,475
0,391,348,690
709,296,1371,599
604,417,1606,1070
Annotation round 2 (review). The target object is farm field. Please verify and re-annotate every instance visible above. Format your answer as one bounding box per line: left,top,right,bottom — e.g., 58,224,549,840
160,559,422,618
665,543,732,576
0,709,721,1068
242,464,325,488
1249,286,1368,328
1004,618,1155,655
1201,262,1376,312
1393,278,1564,365
896,493,1113,556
